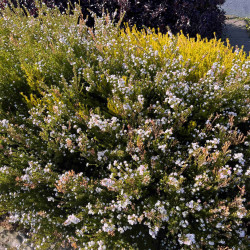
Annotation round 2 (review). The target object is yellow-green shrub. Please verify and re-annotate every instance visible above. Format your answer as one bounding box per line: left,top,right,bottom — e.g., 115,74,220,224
0,4,249,249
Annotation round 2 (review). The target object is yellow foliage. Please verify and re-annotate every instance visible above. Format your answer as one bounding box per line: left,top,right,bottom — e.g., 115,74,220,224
119,26,249,80
21,93,41,108
20,62,44,91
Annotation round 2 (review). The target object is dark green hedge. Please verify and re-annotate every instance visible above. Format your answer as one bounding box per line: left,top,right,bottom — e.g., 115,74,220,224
1,0,226,39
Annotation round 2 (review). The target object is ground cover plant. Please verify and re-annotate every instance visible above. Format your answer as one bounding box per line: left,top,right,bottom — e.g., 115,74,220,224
0,3,249,250
1,0,226,39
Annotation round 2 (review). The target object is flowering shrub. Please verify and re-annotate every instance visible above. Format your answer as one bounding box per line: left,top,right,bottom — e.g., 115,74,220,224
1,0,226,39
0,4,249,249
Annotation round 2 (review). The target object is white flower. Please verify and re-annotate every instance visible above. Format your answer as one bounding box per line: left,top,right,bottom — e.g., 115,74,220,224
186,200,194,209
158,144,167,152
95,187,102,193
9,214,19,223
245,169,250,176
100,178,115,188
238,230,245,238
138,95,144,105
233,153,245,165
102,223,115,233
123,103,131,111
183,234,196,245
64,214,80,226
0,119,9,128
118,227,124,233
182,211,188,217
62,125,67,130
47,197,55,202
233,153,243,159
137,165,147,175
97,150,108,161
236,210,246,219
214,84,220,90
128,214,137,225
216,223,222,228
149,229,158,239
88,241,95,247
132,154,140,161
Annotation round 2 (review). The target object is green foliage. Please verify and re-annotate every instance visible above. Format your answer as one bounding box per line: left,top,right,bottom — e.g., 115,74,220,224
0,4,249,249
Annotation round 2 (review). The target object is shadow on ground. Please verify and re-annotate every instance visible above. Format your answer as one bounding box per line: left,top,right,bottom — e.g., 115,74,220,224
223,18,250,54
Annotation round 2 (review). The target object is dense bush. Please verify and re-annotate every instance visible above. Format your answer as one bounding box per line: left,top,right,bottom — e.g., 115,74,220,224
1,0,226,39
0,4,249,249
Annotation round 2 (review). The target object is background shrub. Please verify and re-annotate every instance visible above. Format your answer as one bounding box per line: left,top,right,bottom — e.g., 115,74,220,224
1,0,226,39
246,18,250,33
0,4,249,249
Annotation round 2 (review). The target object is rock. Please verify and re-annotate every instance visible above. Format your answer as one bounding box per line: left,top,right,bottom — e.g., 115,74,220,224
0,226,34,249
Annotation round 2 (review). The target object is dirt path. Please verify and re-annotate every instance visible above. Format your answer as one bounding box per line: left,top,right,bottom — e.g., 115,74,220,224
224,17,250,54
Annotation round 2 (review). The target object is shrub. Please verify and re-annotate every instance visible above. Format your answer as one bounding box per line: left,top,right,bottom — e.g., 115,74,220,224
2,0,226,39
0,4,249,249
246,18,250,33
